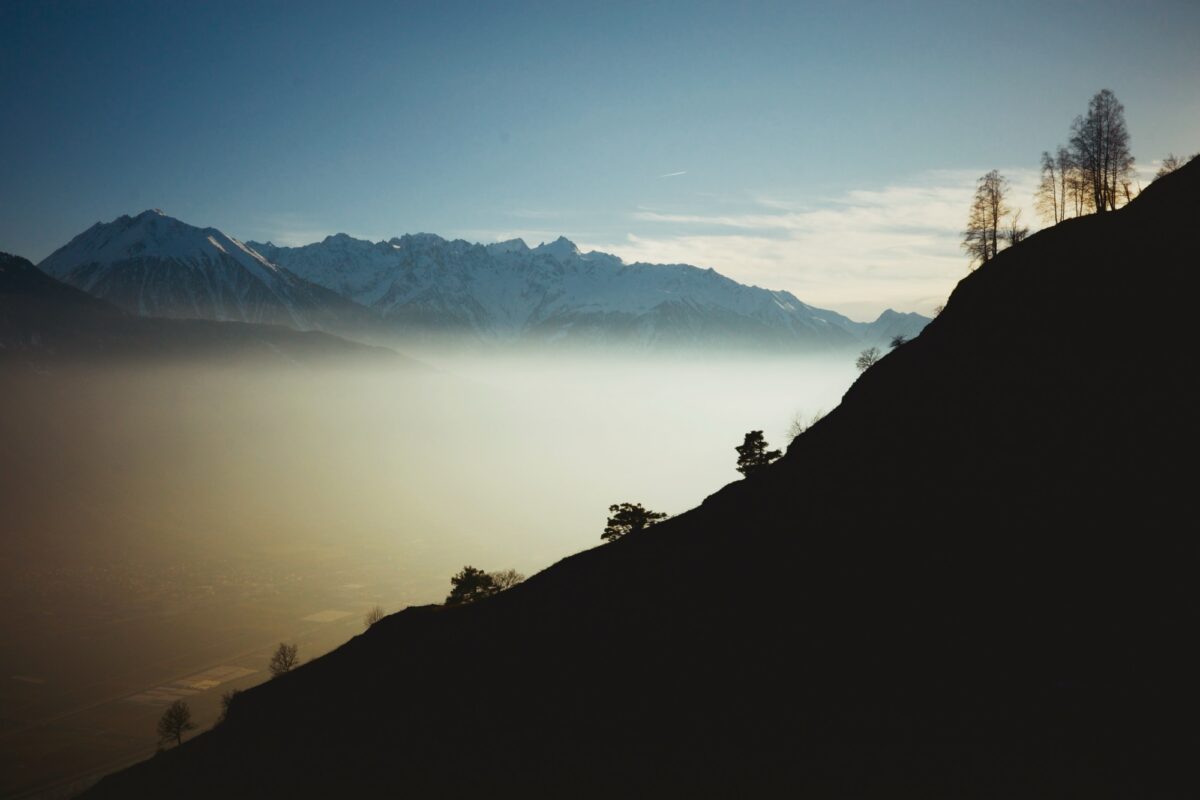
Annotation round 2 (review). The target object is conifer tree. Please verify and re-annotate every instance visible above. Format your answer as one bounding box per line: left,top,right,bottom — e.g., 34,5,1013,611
735,431,781,477
445,566,499,605
602,503,668,542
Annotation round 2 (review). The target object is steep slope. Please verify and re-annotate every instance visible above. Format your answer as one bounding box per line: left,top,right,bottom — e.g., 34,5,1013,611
88,160,1200,798
1,250,117,340
0,253,402,367
39,211,375,335
252,233,926,350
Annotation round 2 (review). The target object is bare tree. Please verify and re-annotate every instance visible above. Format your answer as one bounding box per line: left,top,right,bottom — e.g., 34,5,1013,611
962,170,1010,268
1055,147,1079,220
1036,148,1086,224
1034,150,1062,224
488,569,526,591
1004,209,1029,247
1065,153,1094,217
364,606,385,629
856,346,881,372
1121,178,1140,206
787,409,825,441
218,689,241,725
1155,153,1183,180
962,195,990,267
268,642,299,677
1069,89,1134,213
157,700,195,748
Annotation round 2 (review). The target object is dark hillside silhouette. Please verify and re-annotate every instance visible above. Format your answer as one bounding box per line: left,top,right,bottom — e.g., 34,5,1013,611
84,157,1200,798
0,253,403,368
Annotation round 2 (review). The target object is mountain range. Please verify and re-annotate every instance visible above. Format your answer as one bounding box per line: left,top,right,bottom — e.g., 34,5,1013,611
0,251,400,368
82,156,1200,798
250,232,927,349
24,209,927,352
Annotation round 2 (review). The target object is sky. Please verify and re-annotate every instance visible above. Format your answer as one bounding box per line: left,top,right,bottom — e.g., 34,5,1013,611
1,0,1197,318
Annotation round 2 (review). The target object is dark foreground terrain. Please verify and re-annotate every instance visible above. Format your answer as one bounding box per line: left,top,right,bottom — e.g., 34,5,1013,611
86,160,1199,798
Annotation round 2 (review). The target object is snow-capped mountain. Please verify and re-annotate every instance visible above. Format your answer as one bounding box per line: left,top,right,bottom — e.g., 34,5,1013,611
40,211,373,333
250,233,927,350
37,211,927,350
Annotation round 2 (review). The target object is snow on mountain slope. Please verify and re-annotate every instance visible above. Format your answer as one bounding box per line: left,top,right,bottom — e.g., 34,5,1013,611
41,211,372,332
251,232,926,350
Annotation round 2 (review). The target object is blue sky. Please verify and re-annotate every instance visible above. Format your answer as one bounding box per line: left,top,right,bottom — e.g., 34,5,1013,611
2,0,1197,317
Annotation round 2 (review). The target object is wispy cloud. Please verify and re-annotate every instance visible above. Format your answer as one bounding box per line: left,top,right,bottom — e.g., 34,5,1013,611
581,169,1042,319
658,170,688,178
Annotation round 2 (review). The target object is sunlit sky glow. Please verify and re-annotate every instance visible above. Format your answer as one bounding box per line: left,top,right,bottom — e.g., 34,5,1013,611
1,0,1196,317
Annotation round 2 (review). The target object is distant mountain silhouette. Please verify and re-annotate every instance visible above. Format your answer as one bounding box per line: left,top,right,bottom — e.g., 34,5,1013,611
1,253,401,368
85,158,1200,798
251,232,928,350
31,210,930,351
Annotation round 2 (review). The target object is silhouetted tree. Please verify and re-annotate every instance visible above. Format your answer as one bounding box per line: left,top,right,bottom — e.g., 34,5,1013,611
268,642,299,677
787,409,826,441
1035,149,1077,224
489,569,526,590
856,346,880,372
602,503,668,542
1004,209,1029,247
1053,146,1092,219
889,334,908,349
445,566,499,605
157,700,195,747
1120,177,1139,206
735,431,781,477
1069,89,1134,213
1155,153,1183,180
963,170,1010,268
364,606,385,628
218,689,241,725
1035,150,1058,223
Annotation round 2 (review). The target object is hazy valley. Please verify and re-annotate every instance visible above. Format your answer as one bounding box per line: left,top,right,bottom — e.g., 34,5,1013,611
0,349,852,797
3,4,1196,794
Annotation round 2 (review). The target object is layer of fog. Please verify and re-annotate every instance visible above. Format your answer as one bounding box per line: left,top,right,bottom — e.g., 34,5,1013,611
4,351,861,602
1,351,861,791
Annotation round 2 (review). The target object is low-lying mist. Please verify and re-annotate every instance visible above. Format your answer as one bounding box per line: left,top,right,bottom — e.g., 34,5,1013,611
4,351,857,585
0,349,856,792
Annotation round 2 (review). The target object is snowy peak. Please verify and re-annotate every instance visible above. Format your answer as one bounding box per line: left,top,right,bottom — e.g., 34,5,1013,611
258,230,932,350
533,236,580,261
485,238,531,256
38,212,372,333
388,233,448,250
41,209,279,284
